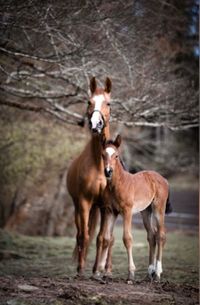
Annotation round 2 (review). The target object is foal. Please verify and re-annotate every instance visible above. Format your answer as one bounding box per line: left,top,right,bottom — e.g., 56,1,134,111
67,77,114,275
96,135,171,282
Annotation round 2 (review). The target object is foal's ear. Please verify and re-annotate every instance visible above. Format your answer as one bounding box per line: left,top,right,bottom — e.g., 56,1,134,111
114,134,122,148
90,77,97,94
104,77,112,93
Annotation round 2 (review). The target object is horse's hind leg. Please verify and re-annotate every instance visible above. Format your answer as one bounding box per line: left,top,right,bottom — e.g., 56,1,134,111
141,208,157,279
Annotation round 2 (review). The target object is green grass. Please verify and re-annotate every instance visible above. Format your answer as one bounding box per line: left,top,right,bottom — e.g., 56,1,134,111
0,226,198,286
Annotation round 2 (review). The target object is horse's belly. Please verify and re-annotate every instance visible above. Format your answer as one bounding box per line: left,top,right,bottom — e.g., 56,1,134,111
132,193,154,214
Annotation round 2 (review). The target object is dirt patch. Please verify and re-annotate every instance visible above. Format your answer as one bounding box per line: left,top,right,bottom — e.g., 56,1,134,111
0,276,198,305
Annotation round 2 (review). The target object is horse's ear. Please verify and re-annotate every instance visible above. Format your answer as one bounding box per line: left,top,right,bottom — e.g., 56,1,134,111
90,77,97,94
105,77,112,93
114,134,122,148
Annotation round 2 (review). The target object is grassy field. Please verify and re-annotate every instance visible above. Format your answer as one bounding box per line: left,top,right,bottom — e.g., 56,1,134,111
0,226,198,305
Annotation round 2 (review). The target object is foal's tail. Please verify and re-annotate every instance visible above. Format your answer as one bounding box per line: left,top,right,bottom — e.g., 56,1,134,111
72,204,100,260
165,193,173,214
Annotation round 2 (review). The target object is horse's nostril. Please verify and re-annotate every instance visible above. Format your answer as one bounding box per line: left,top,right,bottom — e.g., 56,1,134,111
89,121,92,129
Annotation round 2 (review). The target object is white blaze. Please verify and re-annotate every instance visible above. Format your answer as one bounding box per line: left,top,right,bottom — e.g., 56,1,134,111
105,147,115,157
90,95,104,128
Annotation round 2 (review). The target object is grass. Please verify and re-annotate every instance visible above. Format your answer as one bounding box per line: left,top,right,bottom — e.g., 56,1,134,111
0,226,198,286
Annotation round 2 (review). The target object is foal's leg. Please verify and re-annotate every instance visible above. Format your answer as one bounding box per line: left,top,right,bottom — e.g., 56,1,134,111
97,212,117,274
105,233,115,276
154,206,166,280
141,208,157,279
123,209,136,283
93,207,107,276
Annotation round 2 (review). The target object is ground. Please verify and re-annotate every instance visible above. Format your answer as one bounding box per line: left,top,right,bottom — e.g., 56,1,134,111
0,226,198,305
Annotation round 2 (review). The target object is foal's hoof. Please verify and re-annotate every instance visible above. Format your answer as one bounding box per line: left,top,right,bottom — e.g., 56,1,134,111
102,273,113,283
90,272,106,284
126,271,135,285
149,272,160,282
74,273,86,280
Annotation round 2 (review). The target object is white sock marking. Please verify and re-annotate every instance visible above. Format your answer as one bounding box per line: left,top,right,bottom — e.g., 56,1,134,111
156,260,162,276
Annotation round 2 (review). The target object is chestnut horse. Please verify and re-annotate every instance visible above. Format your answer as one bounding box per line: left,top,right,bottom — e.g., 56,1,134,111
95,135,172,282
67,77,114,275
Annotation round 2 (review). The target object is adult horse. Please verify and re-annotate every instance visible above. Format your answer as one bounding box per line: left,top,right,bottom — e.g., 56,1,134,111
95,135,172,282
67,77,113,275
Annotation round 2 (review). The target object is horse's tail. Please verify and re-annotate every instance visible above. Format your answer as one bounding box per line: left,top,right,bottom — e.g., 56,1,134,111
165,192,173,214
72,204,100,261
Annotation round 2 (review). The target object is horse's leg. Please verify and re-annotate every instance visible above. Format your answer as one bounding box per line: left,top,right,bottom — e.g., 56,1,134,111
77,198,91,275
104,233,115,276
92,207,107,276
141,208,157,279
153,204,166,281
97,211,117,274
73,206,81,259
123,209,136,283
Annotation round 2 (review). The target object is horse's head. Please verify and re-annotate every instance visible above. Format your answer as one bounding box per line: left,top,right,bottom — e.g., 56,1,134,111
102,134,122,180
87,77,112,134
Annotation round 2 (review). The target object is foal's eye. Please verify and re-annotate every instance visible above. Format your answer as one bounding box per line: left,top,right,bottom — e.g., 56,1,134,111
115,155,118,159
107,102,110,106
88,101,92,106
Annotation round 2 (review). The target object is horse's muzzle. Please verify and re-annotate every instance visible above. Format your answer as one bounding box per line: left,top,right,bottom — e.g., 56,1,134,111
104,167,113,179
89,120,104,134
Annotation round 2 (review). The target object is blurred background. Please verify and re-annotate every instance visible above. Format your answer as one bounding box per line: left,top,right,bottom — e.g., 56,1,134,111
0,0,198,236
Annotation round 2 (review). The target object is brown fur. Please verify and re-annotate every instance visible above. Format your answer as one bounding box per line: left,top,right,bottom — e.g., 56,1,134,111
95,135,170,281
67,77,113,274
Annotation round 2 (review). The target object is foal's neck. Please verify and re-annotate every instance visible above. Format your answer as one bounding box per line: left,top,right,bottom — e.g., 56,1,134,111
109,159,125,189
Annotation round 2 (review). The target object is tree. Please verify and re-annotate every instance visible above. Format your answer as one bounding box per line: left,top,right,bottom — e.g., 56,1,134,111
0,0,198,129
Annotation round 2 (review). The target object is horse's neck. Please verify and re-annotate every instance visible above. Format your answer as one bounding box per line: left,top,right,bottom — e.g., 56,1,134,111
91,126,110,168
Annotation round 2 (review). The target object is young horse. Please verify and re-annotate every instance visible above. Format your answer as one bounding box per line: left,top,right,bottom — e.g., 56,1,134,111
95,135,171,282
67,77,114,276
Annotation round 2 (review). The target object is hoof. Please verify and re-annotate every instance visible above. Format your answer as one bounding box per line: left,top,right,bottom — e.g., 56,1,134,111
149,271,160,282
126,279,134,285
74,273,85,280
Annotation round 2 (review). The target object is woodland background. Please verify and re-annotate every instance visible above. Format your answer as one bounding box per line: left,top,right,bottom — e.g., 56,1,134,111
0,0,198,236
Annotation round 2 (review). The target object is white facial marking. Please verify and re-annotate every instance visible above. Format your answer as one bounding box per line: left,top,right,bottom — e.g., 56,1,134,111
90,95,104,129
93,94,104,110
105,147,115,157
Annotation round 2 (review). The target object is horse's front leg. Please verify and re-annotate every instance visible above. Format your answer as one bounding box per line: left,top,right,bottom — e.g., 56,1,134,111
77,198,91,275
123,208,136,283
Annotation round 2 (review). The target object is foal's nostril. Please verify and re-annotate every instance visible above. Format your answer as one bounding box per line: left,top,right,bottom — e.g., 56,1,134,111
104,168,113,178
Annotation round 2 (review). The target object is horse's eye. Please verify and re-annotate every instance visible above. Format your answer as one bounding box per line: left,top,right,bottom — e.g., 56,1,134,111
115,155,118,159
88,101,92,106
107,102,110,106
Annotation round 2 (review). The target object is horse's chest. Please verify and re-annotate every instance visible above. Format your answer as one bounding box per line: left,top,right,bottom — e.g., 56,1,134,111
81,171,106,197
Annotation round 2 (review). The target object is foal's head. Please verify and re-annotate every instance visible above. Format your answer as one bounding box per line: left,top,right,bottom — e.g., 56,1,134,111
102,135,122,180
87,77,112,134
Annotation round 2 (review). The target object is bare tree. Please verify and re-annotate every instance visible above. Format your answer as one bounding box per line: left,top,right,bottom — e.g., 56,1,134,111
0,0,198,130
